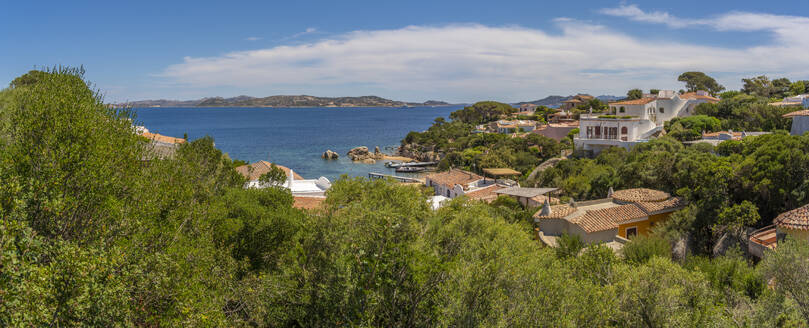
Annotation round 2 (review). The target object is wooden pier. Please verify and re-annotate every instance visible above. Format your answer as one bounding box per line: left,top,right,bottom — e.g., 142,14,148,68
368,172,424,184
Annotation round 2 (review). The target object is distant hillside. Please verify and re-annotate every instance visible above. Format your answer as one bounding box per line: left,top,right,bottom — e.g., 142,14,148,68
515,94,620,108
514,95,569,108
596,95,622,102
120,95,451,108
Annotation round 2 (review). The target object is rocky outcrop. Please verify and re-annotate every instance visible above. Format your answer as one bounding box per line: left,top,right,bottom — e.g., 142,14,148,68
322,149,339,159
527,157,566,181
398,144,442,162
362,158,376,164
347,146,385,161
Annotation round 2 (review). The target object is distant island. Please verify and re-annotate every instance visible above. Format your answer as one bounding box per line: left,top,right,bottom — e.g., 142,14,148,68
119,95,452,108
515,94,620,108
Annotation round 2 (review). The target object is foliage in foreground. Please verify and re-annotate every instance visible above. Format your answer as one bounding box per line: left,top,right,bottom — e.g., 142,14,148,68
0,69,808,326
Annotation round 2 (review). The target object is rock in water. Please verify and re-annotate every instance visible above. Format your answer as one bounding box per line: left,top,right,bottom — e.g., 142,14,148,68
373,146,384,159
362,158,376,164
347,146,372,161
322,149,339,159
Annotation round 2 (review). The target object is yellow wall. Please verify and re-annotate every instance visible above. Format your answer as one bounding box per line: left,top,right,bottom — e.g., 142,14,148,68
617,212,672,239
780,227,809,241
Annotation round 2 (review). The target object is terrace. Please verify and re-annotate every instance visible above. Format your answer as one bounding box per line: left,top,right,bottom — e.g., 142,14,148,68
748,225,777,259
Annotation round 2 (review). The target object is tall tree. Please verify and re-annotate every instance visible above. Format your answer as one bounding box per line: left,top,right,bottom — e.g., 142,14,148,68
626,89,643,100
677,72,725,95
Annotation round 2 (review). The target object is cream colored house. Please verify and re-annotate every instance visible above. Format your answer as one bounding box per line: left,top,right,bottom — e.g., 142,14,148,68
575,90,719,154
534,188,684,246
424,169,502,200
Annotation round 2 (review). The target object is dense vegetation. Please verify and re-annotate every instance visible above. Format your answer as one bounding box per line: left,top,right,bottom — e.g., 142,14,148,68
403,101,561,175
531,133,809,252
664,115,722,141
2,69,809,326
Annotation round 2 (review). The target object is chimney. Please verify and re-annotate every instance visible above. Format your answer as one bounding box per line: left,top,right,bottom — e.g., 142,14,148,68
608,186,614,198
569,198,576,208
539,198,552,216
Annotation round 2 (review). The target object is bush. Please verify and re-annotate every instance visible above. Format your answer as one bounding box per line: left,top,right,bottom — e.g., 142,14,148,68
556,233,585,258
621,235,671,264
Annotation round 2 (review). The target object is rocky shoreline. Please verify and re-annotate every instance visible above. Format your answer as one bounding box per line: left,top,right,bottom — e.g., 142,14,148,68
321,145,431,164
396,143,442,162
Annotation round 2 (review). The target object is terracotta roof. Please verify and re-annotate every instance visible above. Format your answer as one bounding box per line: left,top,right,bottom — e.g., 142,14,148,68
774,204,809,230
495,187,557,198
611,188,670,203
572,204,647,233
464,184,504,202
770,101,804,107
532,124,578,141
482,168,521,176
235,161,304,181
634,197,685,214
142,132,186,144
783,110,809,118
533,204,577,219
702,131,742,138
609,98,656,106
425,169,482,188
680,92,720,102
293,196,325,210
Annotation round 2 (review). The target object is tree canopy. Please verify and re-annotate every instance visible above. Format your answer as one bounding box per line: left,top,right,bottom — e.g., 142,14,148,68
1,68,808,326
678,71,725,95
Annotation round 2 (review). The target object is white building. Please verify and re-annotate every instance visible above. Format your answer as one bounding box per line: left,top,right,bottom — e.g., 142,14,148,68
784,110,809,136
770,94,809,108
424,169,500,199
235,161,331,197
574,90,719,154
495,119,537,133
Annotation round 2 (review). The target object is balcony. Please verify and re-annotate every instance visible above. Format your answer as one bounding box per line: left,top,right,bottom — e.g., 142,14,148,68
580,114,641,120
748,225,777,259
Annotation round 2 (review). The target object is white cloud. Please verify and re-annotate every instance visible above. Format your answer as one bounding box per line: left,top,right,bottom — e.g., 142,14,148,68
160,12,809,102
601,4,809,42
599,4,702,28
282,27,319,41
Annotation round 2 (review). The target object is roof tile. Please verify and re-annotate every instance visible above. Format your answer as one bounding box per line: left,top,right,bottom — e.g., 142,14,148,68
426,169,482,189
774,204,809,230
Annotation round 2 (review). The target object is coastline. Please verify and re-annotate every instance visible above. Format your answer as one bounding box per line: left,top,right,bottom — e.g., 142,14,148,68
130,104,459,109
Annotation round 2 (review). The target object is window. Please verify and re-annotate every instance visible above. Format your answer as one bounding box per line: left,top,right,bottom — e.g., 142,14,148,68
621,127,628,141
626,227,638,238
659,107,664,113
594,126,601,138
607,127,618,139
619,106,625,113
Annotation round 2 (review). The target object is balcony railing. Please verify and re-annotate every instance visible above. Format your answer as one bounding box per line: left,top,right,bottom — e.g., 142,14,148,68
580,114,640,120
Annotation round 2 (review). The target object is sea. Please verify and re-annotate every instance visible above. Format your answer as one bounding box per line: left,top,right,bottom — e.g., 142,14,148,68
132,106,462,181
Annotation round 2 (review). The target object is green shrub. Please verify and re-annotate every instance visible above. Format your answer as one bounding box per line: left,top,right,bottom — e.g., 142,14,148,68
621,235,671,264
556,233,585,258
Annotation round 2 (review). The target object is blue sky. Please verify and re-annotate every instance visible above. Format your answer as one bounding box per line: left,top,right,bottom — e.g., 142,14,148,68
2,0,809,103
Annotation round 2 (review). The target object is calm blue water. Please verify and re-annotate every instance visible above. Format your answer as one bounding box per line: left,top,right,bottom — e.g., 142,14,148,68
133,106,461,180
